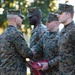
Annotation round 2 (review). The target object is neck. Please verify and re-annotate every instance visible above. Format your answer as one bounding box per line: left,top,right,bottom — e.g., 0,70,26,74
34,19,41,28
64,18,72,26
51,27,58,32
8,21,17,28
37,20,41,24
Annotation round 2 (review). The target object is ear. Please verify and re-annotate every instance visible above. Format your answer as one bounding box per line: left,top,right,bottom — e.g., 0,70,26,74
67,12,71,19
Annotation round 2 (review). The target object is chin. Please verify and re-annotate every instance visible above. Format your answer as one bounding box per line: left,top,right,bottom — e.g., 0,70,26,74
30,23,34,25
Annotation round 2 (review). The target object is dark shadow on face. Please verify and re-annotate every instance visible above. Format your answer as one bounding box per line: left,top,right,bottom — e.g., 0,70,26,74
28,15,38,25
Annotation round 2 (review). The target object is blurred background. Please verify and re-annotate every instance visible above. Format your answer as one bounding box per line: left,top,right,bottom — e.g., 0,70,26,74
0,0,75,74
0,0,75,37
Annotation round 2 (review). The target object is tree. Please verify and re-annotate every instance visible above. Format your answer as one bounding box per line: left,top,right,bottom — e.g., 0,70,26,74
0,0,58,29
28,0,58,24
0,0,27,28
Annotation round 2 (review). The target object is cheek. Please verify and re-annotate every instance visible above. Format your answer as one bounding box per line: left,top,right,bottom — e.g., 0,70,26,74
58,15,64,22
62,15,67,21
29,16,38,24
32,16,37,22
61,14,67,19
16,18,19,22
17,19,21,24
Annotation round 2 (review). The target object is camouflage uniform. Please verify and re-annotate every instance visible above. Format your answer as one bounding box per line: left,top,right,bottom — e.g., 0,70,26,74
30,23,47,50
31,30,59,75
30,12,60,75
26,7,47,75
0,9,31,75
30,23,47,61
58,21,75,75
0,10,31,75
26,7,47,49
26,7,47,61
57,4,75,75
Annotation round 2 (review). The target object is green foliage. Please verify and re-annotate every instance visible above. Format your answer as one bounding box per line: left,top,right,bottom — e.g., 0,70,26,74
0,0,58,30
0,0,27,28
25,0,58,24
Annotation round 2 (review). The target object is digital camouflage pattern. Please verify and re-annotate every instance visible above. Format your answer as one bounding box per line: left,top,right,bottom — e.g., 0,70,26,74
27,7,47,75
30,23,47,62
30,23,47,48
0,25,31,75
58,21,75,75
31,30,59,75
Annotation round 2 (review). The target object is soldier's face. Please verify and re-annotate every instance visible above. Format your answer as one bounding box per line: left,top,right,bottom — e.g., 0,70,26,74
46,21,56,31
28,15,38,25
57,12,69,25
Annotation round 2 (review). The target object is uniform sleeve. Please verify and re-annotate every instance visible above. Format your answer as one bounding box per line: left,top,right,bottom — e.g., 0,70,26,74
69,28,75,47
38,27,46,39
30,27,46,48
12,32,31,58
71,30,75,41
48,56,60,68
48,35,60,68
31,36,44,57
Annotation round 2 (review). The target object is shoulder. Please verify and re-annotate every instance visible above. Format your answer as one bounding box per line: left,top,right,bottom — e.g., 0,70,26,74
40,24,47,29
37,24,47,33
1,26,23,41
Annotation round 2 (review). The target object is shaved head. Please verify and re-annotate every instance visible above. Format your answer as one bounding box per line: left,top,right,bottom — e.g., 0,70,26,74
7,14,18,20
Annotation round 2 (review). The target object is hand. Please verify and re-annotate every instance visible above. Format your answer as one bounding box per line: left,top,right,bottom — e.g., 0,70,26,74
41,62,49,71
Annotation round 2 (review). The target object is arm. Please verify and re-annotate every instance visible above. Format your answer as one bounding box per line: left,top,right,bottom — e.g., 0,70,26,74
31,36,44,58
12,32,31,58
41,56,60,71
48,56,60,68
